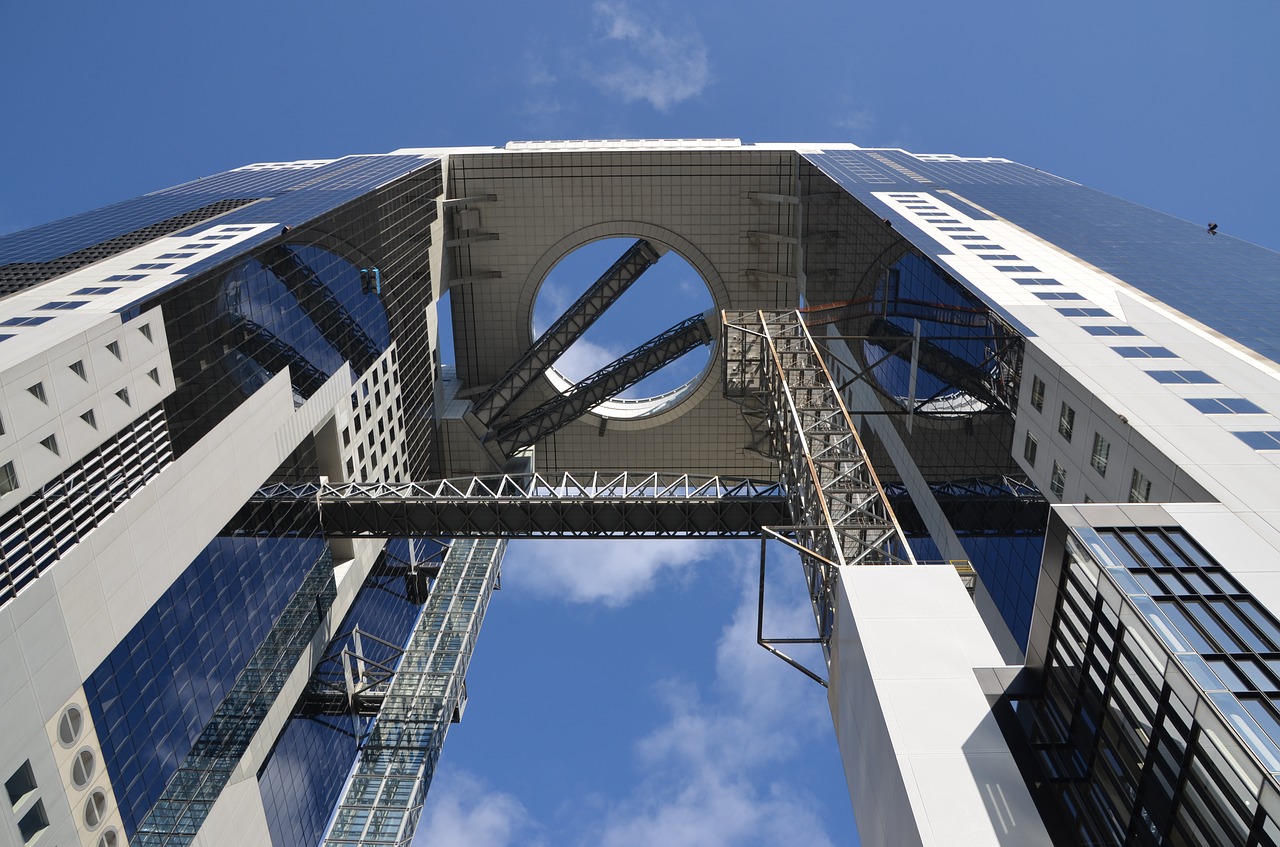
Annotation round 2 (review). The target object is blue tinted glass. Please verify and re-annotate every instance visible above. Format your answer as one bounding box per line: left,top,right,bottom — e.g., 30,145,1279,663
1113,347,1175,359
1187,397,1266,414
1236,431,1280,450
1084,325,1142,337
1057,307,1112,317
1149,370,1217,384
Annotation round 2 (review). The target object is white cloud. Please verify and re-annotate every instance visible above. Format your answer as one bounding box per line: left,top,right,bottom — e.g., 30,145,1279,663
554,335,621,382
414,772,538,847
504,538,720,606
422,545,843,845
589,1,710,110
591,554,838,846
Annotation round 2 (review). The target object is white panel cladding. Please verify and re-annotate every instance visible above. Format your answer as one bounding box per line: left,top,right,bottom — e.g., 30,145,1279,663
339,345,408,484
0,307,174,508
829,565,1051,847
0,362,370,847
880,190,1280,514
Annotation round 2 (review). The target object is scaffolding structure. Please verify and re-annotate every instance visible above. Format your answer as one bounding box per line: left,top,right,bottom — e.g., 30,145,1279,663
322,538,504,847
723,309,915,645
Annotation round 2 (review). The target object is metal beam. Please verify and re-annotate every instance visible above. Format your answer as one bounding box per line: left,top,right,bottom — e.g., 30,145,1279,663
489,311,713,454
470,238,662,426
264,245,382,374
865,317,1008,410
723,309,915,645
234,472,789,538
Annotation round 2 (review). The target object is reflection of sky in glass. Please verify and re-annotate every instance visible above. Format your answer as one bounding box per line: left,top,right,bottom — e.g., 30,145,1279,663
533,238,713,399
221,245,391,393
864,252,1000,410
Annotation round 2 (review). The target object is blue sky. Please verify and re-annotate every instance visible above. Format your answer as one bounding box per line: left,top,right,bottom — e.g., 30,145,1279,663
2,1,1278,845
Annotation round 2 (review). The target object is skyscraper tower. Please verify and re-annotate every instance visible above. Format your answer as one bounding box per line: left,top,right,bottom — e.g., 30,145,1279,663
2,140,1279,847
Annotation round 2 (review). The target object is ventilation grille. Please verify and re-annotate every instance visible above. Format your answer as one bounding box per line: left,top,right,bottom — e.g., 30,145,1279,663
0,407,173,606
0,198,258,295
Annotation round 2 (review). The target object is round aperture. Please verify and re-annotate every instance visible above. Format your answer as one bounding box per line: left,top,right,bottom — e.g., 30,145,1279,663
532,238,716,420
57,705,83,747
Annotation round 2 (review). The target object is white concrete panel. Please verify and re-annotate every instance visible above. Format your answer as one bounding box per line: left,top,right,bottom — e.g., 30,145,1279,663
830,566,1051,846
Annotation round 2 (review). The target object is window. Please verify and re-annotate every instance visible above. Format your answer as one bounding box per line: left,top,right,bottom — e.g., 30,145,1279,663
1057,307,1112,318
6,760,36,806
71,749,95,789
964,242,1004,250
37,300,87,310
1023,431,1038,466
58,706,84,746
1030,375,1046,412
106,340,121,360
102,274,146,282
146,368,161,385
1058,402,1075,441
1187,398,1266,415
1014,277,1062,286
80,409,97,429
1,316,53,327
1091,433,1111,476
139,323,153,341
1084,325,1143,337
156,252,195,259
18,800,48,844
114,388,130,406
1148,370,1217,385
70,359,87,379
130,262,173,270
83,789,107,829
1051,461,1067,498
1129,468,1153,503
27,382,47,404
1113,346,1176,359
995,265,1041,273
73,286,120,295
0,461,18,495
1235,431,1280,451
1034,291,1086,301
39,435,58,456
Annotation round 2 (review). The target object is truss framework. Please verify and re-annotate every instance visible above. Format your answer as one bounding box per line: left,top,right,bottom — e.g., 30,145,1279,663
723,309,915,645
489,311,714,455
470,238,661,427
240,472,789,538
323,538,503,847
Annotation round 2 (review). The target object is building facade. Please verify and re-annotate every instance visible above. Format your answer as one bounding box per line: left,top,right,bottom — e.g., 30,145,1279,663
1,140,1278,846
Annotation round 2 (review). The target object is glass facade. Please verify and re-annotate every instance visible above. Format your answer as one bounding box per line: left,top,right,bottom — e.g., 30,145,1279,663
1015,526,1280,845
803,148,1280,370
258,540,439,847
85,535,328,835
2,153,448,842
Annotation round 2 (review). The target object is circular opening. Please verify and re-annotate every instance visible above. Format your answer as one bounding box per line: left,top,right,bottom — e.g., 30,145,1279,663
58,706,83,747
71,748,96,789
84,789,107,830
97,830,119,847
532,237,715,420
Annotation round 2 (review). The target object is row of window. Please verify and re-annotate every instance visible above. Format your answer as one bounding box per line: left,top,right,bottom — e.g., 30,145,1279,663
1025,374,1155,502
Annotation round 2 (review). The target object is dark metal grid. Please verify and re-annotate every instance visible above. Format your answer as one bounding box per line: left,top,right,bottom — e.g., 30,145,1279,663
0,407,171,608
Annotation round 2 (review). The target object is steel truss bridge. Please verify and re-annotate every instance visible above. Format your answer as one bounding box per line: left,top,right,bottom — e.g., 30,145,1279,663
239,309,1036,846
